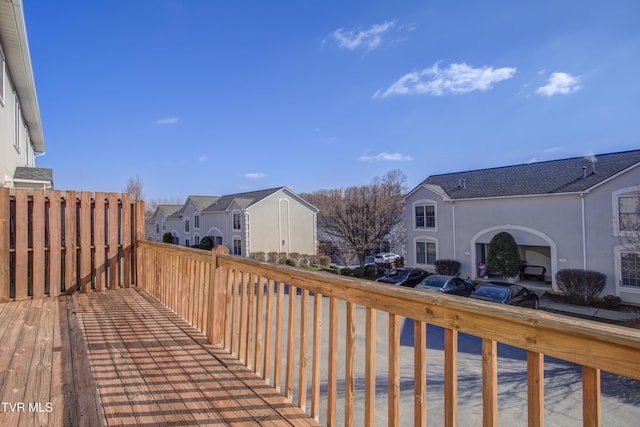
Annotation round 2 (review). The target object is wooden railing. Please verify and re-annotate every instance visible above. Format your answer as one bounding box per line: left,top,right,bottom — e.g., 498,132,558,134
0,187,145,301
137,241,640,427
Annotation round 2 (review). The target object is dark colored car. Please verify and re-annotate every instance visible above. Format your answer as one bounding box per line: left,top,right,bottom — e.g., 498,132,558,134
414,275,475,296
469,282,539,309
375,268,429,287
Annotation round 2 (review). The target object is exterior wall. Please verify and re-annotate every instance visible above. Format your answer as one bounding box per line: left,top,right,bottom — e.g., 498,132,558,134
404,167,640,304
202,212,232,250
584,168,640,303
246,189,317,255
404,186,584,289
0,45,36,187
178,200,203,247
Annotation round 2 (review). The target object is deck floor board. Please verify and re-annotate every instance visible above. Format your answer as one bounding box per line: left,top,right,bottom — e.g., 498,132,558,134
0,288,319,426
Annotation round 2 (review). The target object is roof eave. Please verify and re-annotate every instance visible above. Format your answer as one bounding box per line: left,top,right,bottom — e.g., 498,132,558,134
0,1,45,152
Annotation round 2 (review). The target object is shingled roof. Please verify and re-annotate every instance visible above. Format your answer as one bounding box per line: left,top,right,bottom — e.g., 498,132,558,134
202,187,284,212
419,149,640,199
13,167,53,183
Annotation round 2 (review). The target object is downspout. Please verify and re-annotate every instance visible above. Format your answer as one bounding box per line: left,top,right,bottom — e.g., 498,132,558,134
581,193,587,269
451,201,456,258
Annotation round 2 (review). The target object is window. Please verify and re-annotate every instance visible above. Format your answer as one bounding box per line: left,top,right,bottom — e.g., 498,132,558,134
156,223,159,234
185,239,190,247
14,93,21,153
162,221,166,231
233,212,241,230
233,238,242,256
619,196,640,232
416,241,436,265
415,205,435,229
194,235,200,246
621,253,640,289
184,219,190,232
194,215,200,229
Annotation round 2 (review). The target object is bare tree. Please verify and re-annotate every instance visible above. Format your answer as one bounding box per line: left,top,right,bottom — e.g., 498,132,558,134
302,170,406,267
124,175,144,202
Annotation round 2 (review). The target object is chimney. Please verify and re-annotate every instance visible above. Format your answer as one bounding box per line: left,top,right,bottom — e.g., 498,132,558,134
582,166,587,179
458,178,466,189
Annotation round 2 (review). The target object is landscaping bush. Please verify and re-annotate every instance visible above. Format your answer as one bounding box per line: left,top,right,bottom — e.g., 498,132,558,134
162,232,174,244
198,236,214,250
487,232,521,279
435,259,461,276
285,258,298,267
250,252,266,262
353,267,365,278
602,294,622,310
555,269,606,305
340,268,354,277
278,252,288,264
267,252,278,263
318,255,331,267
364,264,377,279
288,252,301,263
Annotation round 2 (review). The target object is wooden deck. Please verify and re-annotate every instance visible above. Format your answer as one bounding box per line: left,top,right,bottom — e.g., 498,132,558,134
0,288,319,426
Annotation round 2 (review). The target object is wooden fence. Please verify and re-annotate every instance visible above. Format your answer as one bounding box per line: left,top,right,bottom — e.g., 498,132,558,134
137,241,640,426
0,187,145,301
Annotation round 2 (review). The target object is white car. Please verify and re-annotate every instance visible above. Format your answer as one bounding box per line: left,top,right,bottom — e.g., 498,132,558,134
374,253,400,264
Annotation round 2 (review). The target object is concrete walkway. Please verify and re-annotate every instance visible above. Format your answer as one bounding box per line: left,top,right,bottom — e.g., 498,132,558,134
539,297,640,323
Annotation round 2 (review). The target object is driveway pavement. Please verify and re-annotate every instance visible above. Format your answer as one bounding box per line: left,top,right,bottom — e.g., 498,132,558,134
274,295,640,426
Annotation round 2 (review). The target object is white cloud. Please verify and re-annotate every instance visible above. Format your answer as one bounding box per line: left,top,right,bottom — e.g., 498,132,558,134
544,147,563,153
156,116,179,125
359,152,413,162
332,21,396,51
198,156,208,163
245,172,266,179
374,62,517,98
535,72,582,96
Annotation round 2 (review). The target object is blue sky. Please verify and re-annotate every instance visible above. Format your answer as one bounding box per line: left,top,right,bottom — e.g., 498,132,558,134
25,0,640,202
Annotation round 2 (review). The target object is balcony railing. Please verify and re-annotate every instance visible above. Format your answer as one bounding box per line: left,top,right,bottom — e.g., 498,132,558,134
138,241,640,426
3,187,640,426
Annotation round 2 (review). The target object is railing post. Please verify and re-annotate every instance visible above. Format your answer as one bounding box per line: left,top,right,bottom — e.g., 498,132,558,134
207,245,229,347
0,187,9,302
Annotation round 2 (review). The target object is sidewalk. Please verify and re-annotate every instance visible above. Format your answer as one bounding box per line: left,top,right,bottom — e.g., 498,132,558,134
539,296,640,323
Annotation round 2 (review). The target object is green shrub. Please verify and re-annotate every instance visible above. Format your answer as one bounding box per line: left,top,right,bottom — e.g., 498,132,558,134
487,232,521,279
364,264,377,279
341,268,354,277
555,269,606,305
602,294,622,310
435,259,461,276
353,267,365,278
162,232,173,244
285,258,298,267
199,236,214,250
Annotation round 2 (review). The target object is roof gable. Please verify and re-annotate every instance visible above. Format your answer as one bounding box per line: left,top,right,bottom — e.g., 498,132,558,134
418,149,640,200
203,187,284,213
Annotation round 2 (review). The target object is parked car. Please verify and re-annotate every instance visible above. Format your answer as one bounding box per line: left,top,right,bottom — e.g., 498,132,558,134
469,282,539,309
415,275,475,296
374,252,401,264
375,268,428,287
